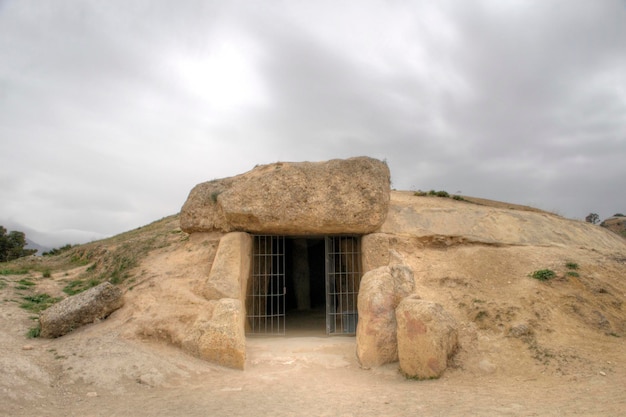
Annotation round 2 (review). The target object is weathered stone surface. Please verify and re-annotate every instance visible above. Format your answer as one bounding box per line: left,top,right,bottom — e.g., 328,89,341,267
356,264,415,368
202,232,251,303
396,296,458,379
361,233,390,273
40,282,124,338
180,157,390,235
195,298,245,370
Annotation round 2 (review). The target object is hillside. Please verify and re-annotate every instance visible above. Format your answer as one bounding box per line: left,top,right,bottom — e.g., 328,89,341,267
602,215,626,239
1,192,625,416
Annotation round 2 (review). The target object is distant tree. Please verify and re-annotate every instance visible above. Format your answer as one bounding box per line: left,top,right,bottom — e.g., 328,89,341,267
585,213,600,225
613,213,625,217
0,226,37,262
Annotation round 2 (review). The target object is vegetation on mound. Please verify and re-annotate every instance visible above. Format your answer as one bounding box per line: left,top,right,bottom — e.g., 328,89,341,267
529,262,582,282
529,269,557,281
0,215,185,315
42,244,76,256
414,190,465,201
20,293,61,313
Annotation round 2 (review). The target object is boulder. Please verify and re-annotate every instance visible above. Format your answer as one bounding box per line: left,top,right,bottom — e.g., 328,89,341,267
40,282,124,338
356,264,415,368
180,156,390,235
396,296,459,379
202,232,252,303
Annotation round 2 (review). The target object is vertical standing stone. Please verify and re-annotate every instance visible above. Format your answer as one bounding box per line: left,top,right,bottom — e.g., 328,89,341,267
356,265,415,368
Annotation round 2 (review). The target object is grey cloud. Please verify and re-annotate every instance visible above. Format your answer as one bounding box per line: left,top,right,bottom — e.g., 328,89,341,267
1,0,624,245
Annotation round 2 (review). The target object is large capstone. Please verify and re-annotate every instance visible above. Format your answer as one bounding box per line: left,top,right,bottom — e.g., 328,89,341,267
180,157,391,235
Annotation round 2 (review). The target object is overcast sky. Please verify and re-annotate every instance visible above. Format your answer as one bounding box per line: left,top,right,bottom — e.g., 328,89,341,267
1,0,625,247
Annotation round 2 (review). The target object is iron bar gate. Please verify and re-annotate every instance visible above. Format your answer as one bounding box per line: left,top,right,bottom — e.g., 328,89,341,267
325,236,361,335
246,235,286,335
246,235,361,336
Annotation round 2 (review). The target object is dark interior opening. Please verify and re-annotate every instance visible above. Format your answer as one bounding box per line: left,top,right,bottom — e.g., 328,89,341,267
283,237,326,335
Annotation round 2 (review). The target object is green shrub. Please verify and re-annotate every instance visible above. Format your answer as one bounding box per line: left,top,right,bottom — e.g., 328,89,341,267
529,269,556,281
42,269,51,278
42,244,75,256
565,262,579,270
566,271,580,277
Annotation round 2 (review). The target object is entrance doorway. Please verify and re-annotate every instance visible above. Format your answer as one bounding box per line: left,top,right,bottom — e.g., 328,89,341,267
245,235,362,336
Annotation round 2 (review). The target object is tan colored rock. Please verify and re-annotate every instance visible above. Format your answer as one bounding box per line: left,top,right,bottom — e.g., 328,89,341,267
361,233,390,273
180,157,390,235
40,282,124,338
396,296,458,379
195,298,245,370
356,264,415,368
202,232,252,304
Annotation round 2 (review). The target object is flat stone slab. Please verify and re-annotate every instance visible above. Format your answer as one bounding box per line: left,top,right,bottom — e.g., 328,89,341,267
180,156,391,235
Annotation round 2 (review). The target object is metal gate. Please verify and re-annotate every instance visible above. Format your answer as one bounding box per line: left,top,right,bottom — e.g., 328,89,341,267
246,235,286,335
246,235,361,336
325,236,361,335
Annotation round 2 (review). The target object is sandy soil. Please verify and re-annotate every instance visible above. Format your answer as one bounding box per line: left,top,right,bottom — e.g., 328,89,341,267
2,193,625,416
1,299,624,417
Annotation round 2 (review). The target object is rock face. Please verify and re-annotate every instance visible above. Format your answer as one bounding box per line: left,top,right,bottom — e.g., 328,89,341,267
194,299,246,370
361,233,390,273
40,282,124,338
396,296,459,379
180,156,390,235
356,264,415,368
202,232,251,302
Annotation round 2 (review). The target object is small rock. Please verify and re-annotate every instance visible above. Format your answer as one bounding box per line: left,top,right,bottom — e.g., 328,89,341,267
22,345,34,351
599,371,606,376
86,391,98,397
478,359,497,374
509,323,533,338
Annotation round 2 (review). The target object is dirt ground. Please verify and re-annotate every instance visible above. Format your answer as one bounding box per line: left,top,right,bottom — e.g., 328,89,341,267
1,298,624,417
2,193,625,416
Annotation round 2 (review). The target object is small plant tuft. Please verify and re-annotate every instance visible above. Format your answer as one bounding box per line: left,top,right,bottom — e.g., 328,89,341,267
565,262,579,270
210,191,222,204
42,269,52,278
566,271,580,277
26,326,41,338
529,269,556,281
